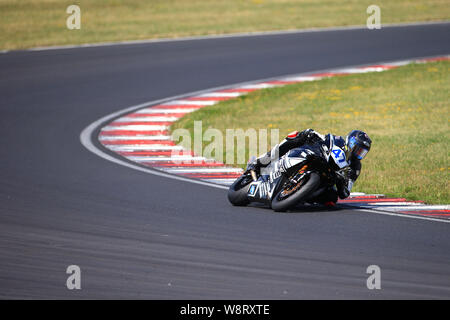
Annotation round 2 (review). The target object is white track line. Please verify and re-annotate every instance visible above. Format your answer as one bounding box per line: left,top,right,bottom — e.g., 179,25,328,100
358,209,450,224
16,21,448,53
360,205,449,211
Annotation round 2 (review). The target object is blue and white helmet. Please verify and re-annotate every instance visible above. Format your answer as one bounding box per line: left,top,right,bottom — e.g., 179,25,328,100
345,130,371,160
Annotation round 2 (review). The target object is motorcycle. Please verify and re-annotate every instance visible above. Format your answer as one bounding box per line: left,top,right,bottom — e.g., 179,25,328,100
227,134,350,212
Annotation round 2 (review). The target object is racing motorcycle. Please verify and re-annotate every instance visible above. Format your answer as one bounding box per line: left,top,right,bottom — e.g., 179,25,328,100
227,134,350,212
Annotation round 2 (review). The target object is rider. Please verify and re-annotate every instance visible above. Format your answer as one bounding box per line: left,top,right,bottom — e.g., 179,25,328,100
247,129,372,205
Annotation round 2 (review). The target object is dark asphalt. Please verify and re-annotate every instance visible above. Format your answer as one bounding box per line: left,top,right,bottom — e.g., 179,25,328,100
0,23,450,299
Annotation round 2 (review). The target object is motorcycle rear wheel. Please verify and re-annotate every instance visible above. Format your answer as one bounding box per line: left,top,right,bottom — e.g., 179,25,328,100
227,174,252,206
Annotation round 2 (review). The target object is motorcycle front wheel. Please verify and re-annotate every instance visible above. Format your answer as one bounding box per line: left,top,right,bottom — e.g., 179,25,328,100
271,172,320,212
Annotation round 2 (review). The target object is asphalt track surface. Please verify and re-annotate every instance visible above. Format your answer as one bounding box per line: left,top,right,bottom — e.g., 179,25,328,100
1,23,450,299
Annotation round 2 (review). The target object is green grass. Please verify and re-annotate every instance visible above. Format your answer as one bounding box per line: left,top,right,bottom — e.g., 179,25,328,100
172,61,450,204
1,0,449,50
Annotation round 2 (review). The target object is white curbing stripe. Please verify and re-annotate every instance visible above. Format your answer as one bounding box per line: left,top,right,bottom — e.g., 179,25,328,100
239,83,279,89
99,135,171,141
281,76,322,82
332,67,382,74
198,92,243,97
162,100,217,106
134,108,199,114
127,156,207,162
106,145,184,151
382,61,412,67
102,125,168,131
113,117,180,122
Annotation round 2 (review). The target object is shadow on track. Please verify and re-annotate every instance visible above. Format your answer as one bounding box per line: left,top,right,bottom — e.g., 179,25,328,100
247,202,344,214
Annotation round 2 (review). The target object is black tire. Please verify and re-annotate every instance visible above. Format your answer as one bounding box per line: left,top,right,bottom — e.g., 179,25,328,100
271,172,320,212
227,174,252,206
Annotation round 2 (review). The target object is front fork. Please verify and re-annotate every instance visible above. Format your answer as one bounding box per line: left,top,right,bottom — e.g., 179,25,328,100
250,170,258,182
287,164,309,185
278,164,311,198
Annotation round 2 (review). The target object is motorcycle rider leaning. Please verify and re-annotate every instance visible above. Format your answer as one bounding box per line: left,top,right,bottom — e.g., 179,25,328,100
247,129,372,206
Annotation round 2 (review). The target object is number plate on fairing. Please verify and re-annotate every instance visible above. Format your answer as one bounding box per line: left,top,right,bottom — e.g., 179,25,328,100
330,146,348,168
248,184,257,196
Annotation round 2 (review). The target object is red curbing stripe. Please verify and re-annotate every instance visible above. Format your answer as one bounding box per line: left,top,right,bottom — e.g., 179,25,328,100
118,151,195,156
181,173,242,179
99,130,169,136
194,175,242,179
125,113,189,118
181,171,241,175
109,121,174,126
147,161,226,167
218,88,258,93
308,72,349,77
101,140,175,146
151,104,206,109
263,80,304,85
186,96,232,101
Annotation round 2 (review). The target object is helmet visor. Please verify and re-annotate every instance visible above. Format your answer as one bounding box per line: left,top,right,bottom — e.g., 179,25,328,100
354,146,369,160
